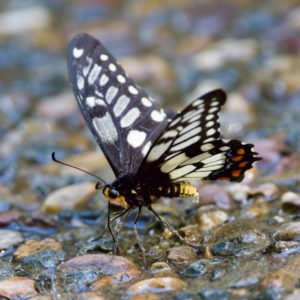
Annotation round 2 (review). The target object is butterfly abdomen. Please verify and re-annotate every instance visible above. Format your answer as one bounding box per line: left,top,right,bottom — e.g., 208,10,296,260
157,181,199,200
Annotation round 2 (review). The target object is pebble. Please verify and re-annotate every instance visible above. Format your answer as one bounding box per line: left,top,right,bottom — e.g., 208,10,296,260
0,276,38,299
181,260,207,278
59,254,135,275
0,229,23,250
126,277,187,295
248,183,279,200
281,191,300,211
167,246,196,264
42,182,97,213
198,288,230,300
241,197,270,219
150,262,172,277
274,241,300,253
0,210,21,225
0,6,51,35
36,91,78,120
197,184,232,209
196,205,228,230
274,222,300,241
14,238,62,260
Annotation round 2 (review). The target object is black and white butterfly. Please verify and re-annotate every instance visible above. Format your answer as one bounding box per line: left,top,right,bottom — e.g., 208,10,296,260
66,33,261,265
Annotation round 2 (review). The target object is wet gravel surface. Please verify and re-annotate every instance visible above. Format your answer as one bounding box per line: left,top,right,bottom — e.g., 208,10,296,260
1,1,300,299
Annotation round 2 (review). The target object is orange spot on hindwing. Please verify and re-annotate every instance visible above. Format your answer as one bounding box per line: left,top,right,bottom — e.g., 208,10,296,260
237,148,245,155
239,161,247,167
232,156,243,162
232,169,242,177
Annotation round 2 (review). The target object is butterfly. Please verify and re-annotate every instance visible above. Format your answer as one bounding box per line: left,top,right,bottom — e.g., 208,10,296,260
66,33,261,266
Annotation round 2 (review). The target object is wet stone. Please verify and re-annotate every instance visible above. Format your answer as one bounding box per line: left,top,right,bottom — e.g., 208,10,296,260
20,256,45,276
82,237,114,253
274,241,300,253
59,254,135,275
198,288,230,300
35,273,62,295
274,222,300,241
167,246,197,264
236,230,268,245
241,197,270,219
0,276,38,299
0,229,23,249
211,268,226,281
196,205,229,231
14,238,62,260
150,262,172,277
173,293,199,300
211,241,255,257
126,277,187,295
181,260,207,278
0,210,21,225
248,183,279,200
62,269,99,293
42,182,97,213
0,267,14,281
281,191,300,212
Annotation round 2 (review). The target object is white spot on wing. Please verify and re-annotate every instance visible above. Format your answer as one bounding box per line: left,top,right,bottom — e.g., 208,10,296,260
77,75,84,90
106,86,118,104
202,153,225,164
151,110,164,122
171,136,200,151
209,107,218,113
86,96,95,107
220,146,230,151
174,127,201,145
73,47,83,58
113,95,130,117
206,121,214,127
205,114,214,120
128,85,138,95
109,63,117,72
100,54,108,61
141,97,152,107
160,153,189,173
169,165,196,180
206,128,216,136
203,138,215,143
100,74,109,86
211,101,219,106
95,98,106,106
83,57,93,77
88,64,102,85
180,121,200,135
93,113,118,143
170,117,181,126
117,75,126,83
147,141,172,162
192,99,204,106
120,108,141,128
201,143,214,151
142,141,151,157
180,152,211,166
184,171,211,178
161,130,178,139
127,130,147,148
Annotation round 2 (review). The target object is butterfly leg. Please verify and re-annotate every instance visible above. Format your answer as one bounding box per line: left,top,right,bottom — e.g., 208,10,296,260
148,206,198,250
133,207,148,270
113,207,134,255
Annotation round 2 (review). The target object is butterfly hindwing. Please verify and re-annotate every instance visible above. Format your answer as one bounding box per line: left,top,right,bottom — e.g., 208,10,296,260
67,33,168,177
138,90,260,183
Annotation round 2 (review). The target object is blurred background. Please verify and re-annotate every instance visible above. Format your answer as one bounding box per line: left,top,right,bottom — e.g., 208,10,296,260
0,0,300,205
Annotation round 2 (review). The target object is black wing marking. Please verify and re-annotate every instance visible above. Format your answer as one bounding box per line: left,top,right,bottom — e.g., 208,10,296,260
137,89,261,183
67,33,168,178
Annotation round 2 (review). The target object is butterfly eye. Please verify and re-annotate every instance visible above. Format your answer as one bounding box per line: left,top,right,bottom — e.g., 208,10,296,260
108,188,119,199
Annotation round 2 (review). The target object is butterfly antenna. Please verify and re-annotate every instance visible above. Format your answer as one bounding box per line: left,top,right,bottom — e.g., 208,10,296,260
51,152,106,186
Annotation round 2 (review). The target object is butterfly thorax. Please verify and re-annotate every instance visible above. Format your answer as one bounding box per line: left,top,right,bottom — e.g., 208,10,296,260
103,175,199,209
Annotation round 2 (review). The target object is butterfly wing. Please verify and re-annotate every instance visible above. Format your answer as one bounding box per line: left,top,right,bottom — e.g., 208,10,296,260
138,89,261,183
67,33,169,178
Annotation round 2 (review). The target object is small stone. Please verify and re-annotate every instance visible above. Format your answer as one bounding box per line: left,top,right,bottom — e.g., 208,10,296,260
131,293,160,300
43,182,97,213
198,288,230,300
59,254,135,275
274,222,300,241
162,228,174,240
0,230,23,250
196,205,228,230
181,260,207,278
248,183,279,200
167,246,196,264
197,184,232,209
179,224,202,245
230,275,260,288
236,230,267,245
281,191,300,212
126,277,187,295
274,241,300,253
0,276,38,299
241,197,270,219
0,210,21,225
14,238,62,260
0,267,14,281
150,262,172,277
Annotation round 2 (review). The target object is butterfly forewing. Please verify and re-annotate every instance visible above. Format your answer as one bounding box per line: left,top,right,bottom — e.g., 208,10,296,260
67,33,168,177
137,90,261,183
